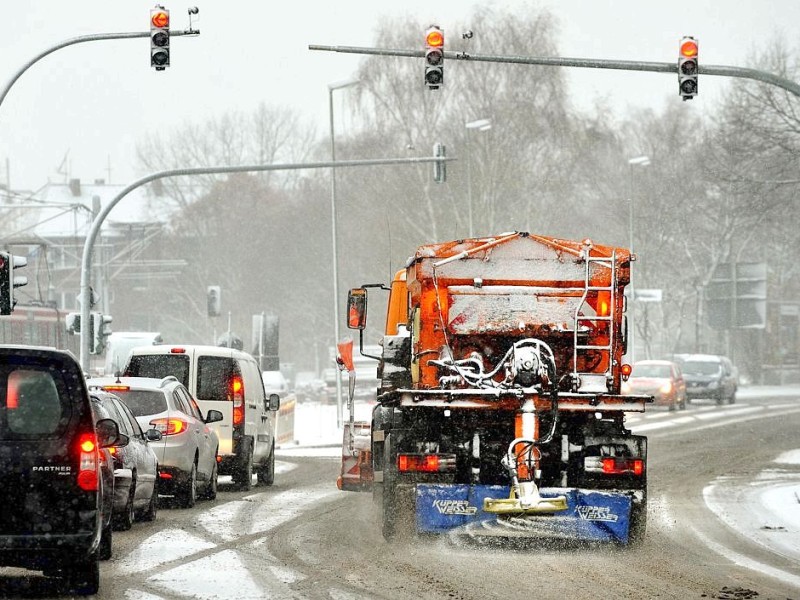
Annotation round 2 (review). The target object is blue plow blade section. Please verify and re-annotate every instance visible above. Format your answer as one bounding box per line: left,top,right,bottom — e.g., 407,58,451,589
415,484,632,543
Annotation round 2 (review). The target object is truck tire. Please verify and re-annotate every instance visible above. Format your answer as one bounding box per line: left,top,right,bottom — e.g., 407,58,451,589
628,493,648,547
380,433,415,542
233,439,253,491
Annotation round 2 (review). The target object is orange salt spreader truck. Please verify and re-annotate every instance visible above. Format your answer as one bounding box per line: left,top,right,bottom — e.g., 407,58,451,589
336,232,651,544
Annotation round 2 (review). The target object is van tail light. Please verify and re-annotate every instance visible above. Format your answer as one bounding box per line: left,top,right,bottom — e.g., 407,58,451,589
397,453,456,473
150,417,189,435
77,433,100,491
230,375,245,426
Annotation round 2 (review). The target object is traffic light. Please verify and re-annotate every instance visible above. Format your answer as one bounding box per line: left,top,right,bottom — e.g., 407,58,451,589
207,285,221,317
91,312,113,355
678,36,698,100
0,251,27,316
424,25,444,90
433,142,446,184
66,313,81,334
150,5,170,70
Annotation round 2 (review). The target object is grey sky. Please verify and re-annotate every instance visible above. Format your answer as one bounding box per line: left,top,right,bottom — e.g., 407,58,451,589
1,0,798,191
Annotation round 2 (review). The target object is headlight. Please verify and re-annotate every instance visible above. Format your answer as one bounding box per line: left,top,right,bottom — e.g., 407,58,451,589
659,381,673,394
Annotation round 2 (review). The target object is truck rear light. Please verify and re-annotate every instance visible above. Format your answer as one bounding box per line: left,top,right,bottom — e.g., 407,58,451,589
77,433,100,491
584,456,644,476
150,417,188,435
397,453,456,473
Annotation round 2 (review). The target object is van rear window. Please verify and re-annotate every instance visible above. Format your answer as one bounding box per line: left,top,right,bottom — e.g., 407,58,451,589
197,357,238,401
1,366,71,439
125,355,190,388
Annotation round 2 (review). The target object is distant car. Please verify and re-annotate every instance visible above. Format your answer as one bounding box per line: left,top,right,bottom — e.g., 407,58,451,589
89,376,222,507
90,391,161,530
0,345,124,595
679,354,738,405
622,359,687,411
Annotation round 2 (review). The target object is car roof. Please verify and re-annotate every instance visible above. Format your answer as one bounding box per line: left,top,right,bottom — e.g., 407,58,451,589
681,354,724,362
87,376,182,392
127,344,253,360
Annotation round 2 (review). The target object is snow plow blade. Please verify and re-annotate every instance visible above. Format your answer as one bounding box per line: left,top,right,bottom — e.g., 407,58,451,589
336,421,373,491
416,484,633,544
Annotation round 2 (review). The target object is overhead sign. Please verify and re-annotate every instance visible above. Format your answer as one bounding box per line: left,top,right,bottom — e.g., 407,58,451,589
634,289,662,303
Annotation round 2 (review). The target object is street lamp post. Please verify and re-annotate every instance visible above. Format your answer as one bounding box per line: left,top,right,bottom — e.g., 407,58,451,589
329,78,359,428
465,118,491,238
627,155,650,363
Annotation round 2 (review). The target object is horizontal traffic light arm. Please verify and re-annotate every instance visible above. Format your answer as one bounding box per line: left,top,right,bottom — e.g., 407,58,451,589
77,154,456,372
0,29,199,111
308,44,800,99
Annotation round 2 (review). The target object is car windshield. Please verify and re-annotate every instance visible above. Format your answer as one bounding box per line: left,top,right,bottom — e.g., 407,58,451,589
631,364,671,378
682,361,722,376
108,389,168,417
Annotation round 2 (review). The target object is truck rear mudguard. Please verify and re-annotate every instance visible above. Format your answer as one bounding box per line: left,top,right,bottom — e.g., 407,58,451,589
416,484,633,544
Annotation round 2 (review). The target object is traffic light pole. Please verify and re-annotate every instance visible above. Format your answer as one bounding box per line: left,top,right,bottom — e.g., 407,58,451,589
78,155,454,372
308,45,800,99
0,30,199,113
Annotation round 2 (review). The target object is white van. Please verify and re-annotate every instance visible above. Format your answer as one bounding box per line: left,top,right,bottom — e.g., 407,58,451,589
123,344,279,490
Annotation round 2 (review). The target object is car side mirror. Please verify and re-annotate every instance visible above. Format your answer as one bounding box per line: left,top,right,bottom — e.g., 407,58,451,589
145,428,163,442
205,409,223,424
268,393,280,411
96,418,124,448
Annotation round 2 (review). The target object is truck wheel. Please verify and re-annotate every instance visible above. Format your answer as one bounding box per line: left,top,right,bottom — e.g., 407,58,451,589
628,495,648,547
257,441,275,486
233,440,253,491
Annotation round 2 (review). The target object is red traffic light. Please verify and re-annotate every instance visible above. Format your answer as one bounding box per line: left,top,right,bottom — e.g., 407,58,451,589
680,39,698,58
426,28,444,48
151,10,169,28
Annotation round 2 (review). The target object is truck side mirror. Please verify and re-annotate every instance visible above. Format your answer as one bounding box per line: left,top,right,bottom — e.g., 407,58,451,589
347,288,368,330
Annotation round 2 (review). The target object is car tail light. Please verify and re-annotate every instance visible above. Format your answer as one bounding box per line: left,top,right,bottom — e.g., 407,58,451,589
230,375,245,426
150,418,188,435
397,453,456,473
159,471,173,480
77,433,99,491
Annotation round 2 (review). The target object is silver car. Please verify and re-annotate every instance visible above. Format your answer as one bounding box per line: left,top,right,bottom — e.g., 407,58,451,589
88,376,222,508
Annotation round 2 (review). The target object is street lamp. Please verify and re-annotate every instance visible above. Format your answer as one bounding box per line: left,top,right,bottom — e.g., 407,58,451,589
329,77,359,428
465,118,491,238
627,155,650,363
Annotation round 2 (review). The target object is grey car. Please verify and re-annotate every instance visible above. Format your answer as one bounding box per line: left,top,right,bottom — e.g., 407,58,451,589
88,376,222,508
678,354,738,405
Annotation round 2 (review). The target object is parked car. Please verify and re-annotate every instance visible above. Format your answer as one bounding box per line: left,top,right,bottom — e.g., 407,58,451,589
89,376,222,507
124,345,280,491
90,390,161,530
622,359,687,411
0,345,124,595
678,354,738,405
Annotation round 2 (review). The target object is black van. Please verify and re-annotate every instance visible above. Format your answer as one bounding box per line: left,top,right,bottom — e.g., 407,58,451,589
0,345,124,595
